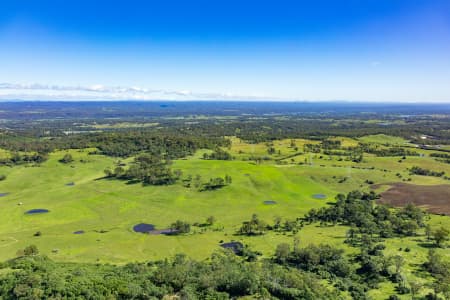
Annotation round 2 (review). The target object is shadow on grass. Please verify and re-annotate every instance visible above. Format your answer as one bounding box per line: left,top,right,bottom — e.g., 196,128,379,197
126,179,141,185
417,242,438,249
94,176,113,181
411,267,430,279
94,176,140,185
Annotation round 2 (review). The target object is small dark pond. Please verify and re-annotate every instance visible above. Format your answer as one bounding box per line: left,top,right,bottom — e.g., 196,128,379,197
312,194,327,199
263,200,277,205
26,209,49,215
133,223,155,233
220,241,244,254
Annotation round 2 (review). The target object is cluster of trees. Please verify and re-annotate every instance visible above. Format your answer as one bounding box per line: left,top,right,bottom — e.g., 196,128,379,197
94,131,229,158
273,239,422,299
436,158,450,165
303,142,366,163
107,163,233,189
432,226,450,247
358,144,419,157
237,191,428,242
429,152,450,165
430,152,450,159
274,231,450,299
272,216,303,233
105,154,181,185
0,128,232,170
301,142,421,164
267,145,277,155
321,139,341,150
430,153,450,165
15,245,39,257
202,148,233,160
303,143,321,153
291,191,450,298
0,250,336,299
409,166,445,177
169,216,219,235
170,220,191,234
237,214,268,235
0,129,229,160
348,149,364,163
238,215,303,237
0,132,55,154
215,117,450,144
275,243,351,278
304,191,425,238
199,175,232,191
427,226,450,248
182,174,232,191
321,148,364,162
0,152,48,166
424,249,450,299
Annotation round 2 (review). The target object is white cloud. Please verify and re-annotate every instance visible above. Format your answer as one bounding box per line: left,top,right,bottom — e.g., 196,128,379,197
87,84,106,92
0,82,276,101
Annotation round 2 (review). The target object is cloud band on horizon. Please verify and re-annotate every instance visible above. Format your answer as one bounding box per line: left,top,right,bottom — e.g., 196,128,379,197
0,82,275,101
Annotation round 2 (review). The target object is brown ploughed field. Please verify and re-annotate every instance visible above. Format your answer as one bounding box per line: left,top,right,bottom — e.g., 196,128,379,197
376,183,450,215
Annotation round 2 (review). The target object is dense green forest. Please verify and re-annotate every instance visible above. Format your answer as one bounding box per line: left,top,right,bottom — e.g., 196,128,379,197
0,251,335,299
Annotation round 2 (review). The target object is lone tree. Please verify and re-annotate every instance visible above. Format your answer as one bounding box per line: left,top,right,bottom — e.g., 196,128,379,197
433,226,450,248
392,255,405,275
425,224,432,241
206,216,216,226
59,153,74,164
17,245,39,257
104,167,113,177
409,281,422,300
275,243,290,263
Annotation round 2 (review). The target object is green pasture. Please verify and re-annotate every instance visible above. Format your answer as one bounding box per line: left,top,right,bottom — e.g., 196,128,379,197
357,134,410,146
0,148,347,263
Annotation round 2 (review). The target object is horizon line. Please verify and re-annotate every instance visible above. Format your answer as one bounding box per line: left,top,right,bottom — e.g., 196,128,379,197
1,99,450,104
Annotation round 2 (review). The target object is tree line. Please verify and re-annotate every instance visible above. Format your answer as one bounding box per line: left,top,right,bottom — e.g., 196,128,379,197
0,250,336,299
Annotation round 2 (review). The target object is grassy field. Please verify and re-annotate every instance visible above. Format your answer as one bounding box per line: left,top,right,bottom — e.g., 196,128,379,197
0,135,449,299
358,134,411,146
0,149,344,263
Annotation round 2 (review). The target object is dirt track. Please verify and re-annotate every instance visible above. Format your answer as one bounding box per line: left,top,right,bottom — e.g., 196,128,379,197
376,183,450,215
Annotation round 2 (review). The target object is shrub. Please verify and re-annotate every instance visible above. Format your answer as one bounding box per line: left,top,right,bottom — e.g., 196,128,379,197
59,153,74,164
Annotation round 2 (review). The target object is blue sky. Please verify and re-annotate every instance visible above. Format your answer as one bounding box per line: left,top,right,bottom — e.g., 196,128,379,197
0,0,449,101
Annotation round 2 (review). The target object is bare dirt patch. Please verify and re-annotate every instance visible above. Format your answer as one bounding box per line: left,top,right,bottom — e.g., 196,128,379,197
376,183,450,215
148,228,179,235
